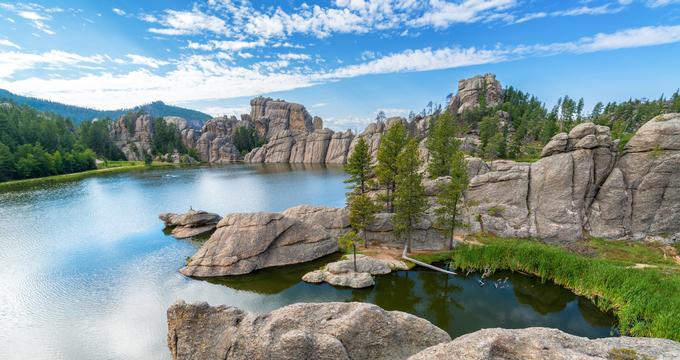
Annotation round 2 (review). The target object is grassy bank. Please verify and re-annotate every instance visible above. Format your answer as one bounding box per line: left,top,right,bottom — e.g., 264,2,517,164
0,161,177,191
449,236,680,341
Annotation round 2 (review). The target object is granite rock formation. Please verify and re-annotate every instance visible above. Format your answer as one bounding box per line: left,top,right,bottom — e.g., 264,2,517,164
302,255,395,288
448,73,504,114
159,210,221,239
167,301,451,360
409,327,680,360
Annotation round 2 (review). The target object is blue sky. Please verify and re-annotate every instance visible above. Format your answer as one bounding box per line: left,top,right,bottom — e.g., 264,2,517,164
1,1,679,130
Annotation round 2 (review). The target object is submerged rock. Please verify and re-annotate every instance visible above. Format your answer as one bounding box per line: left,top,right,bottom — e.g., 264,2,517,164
409,327,680,360
167,301,451,360
159,210,221,239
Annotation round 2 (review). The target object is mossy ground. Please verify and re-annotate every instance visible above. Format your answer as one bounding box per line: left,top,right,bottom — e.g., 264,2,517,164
446,234,680,341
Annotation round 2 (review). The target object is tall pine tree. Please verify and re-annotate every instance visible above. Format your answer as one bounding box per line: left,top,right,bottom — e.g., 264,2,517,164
348,193,378,249
393,138,427,252
344,137,371,194
376,121,408,211
426,111,459,178
435,150,469,249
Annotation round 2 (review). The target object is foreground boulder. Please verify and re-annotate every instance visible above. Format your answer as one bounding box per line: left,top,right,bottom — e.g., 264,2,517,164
409,327,680,360
167,301,451,360
159,210,221,239
180,210,339,277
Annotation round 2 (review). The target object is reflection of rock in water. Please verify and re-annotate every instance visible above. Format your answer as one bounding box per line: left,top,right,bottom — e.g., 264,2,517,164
204,254,341,295
578,297,618,329
510,273,574,314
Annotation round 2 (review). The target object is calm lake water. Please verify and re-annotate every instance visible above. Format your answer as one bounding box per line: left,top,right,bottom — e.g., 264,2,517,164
0,164,616,359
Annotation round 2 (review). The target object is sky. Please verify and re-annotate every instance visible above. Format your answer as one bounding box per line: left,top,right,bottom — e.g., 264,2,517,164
0,1,679,131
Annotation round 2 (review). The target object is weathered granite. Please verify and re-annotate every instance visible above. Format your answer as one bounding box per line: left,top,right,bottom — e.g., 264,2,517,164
159,210,222,239
409,327,680,360
448,73,504,114
167,301,451,360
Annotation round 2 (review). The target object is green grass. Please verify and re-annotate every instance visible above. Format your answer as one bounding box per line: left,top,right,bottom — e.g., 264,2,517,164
0,161,177,191
450,236,680,341
410,250,457,265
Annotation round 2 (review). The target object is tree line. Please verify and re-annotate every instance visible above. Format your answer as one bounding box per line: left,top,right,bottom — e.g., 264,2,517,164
0,102,196,182
340,117,469,265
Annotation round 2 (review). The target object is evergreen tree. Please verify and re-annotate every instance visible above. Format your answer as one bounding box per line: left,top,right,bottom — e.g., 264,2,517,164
435,151,469,249
344,137,371,194
591,102,604,119
393,139,427,252
348,193,378,249
337,230,364,272
426,111,459,178
375,121,408,211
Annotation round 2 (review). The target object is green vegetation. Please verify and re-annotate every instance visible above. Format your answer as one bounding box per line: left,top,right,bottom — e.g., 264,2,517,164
426,111,459,178
344,137,371,194
449,236,680,340
232,126,263,155
0,103,97,181
78,119,126,160
347,193,378,248
394,139,427,252
338,230,364,272
0,161,175,191
376,121,408,211
434,150,469,249
151,118,186,155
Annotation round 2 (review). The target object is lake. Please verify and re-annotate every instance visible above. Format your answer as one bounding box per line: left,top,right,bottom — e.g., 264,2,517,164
0,164,616,359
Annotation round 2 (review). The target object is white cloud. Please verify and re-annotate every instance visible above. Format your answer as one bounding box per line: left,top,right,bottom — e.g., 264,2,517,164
145,6,228,36
187,39,264,51
0,50,105,78
1,4,58,35
125,54,169,69
112,8,126,16
277,53,311,61
201,105,250,117
645,0,680,7
411,0,518,28
0,39,21,49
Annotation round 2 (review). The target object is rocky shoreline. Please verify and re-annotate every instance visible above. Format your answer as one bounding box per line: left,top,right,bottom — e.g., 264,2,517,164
167,301,680,360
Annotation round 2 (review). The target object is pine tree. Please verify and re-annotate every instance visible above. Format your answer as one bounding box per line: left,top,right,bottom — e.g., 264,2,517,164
344,137,371,194
435,151,469,249
348,193,378,248
376,121,407,211
426,111,459,178
337,230,364,272
393,139,427,252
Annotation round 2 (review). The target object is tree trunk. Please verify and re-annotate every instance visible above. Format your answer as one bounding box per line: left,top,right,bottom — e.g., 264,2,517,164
352,243,357,272
449,199,458,250
362,230,368,249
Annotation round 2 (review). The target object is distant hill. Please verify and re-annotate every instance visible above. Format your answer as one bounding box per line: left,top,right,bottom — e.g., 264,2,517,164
0,89,212,128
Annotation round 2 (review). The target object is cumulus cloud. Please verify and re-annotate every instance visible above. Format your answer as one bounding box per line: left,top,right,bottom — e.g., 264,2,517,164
0,50,105,78
125,54,169,69
145,6,228,36
187,39,265,51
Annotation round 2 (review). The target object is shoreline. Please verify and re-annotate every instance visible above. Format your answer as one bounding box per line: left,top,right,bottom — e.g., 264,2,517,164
0,161,180,191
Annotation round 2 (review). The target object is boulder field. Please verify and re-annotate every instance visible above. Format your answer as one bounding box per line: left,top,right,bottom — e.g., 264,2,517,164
166,301,680,360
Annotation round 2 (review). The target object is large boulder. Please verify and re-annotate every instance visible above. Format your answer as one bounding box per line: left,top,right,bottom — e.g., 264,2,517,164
282,205,349,237
180,211,338,277
409,327,680,360
167,301,451,360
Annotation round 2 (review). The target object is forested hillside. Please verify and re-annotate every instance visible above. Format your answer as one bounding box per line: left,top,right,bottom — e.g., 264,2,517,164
0,89,211,127
446,86,680,161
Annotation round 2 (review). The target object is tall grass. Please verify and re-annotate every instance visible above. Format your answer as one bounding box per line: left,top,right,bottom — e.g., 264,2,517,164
450,239,680,340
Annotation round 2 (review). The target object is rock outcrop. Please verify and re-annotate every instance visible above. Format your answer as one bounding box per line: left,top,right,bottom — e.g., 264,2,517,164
302,255,396,288
110,113,155,160
168,302,680,360
159,210,221,239
167,301,451,360
448,73,504,114
180,206,350,277
460,115,679,243
409,327,680,360
195,116,249,163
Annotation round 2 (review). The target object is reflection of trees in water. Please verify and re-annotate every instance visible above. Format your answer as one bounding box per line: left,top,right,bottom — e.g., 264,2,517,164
204,254,341,295
372,271,421,314
577,297,617,329
419,270,463,332
510,273,574,314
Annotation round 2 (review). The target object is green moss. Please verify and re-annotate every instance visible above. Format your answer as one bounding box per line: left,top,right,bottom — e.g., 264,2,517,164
450,237,680,340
